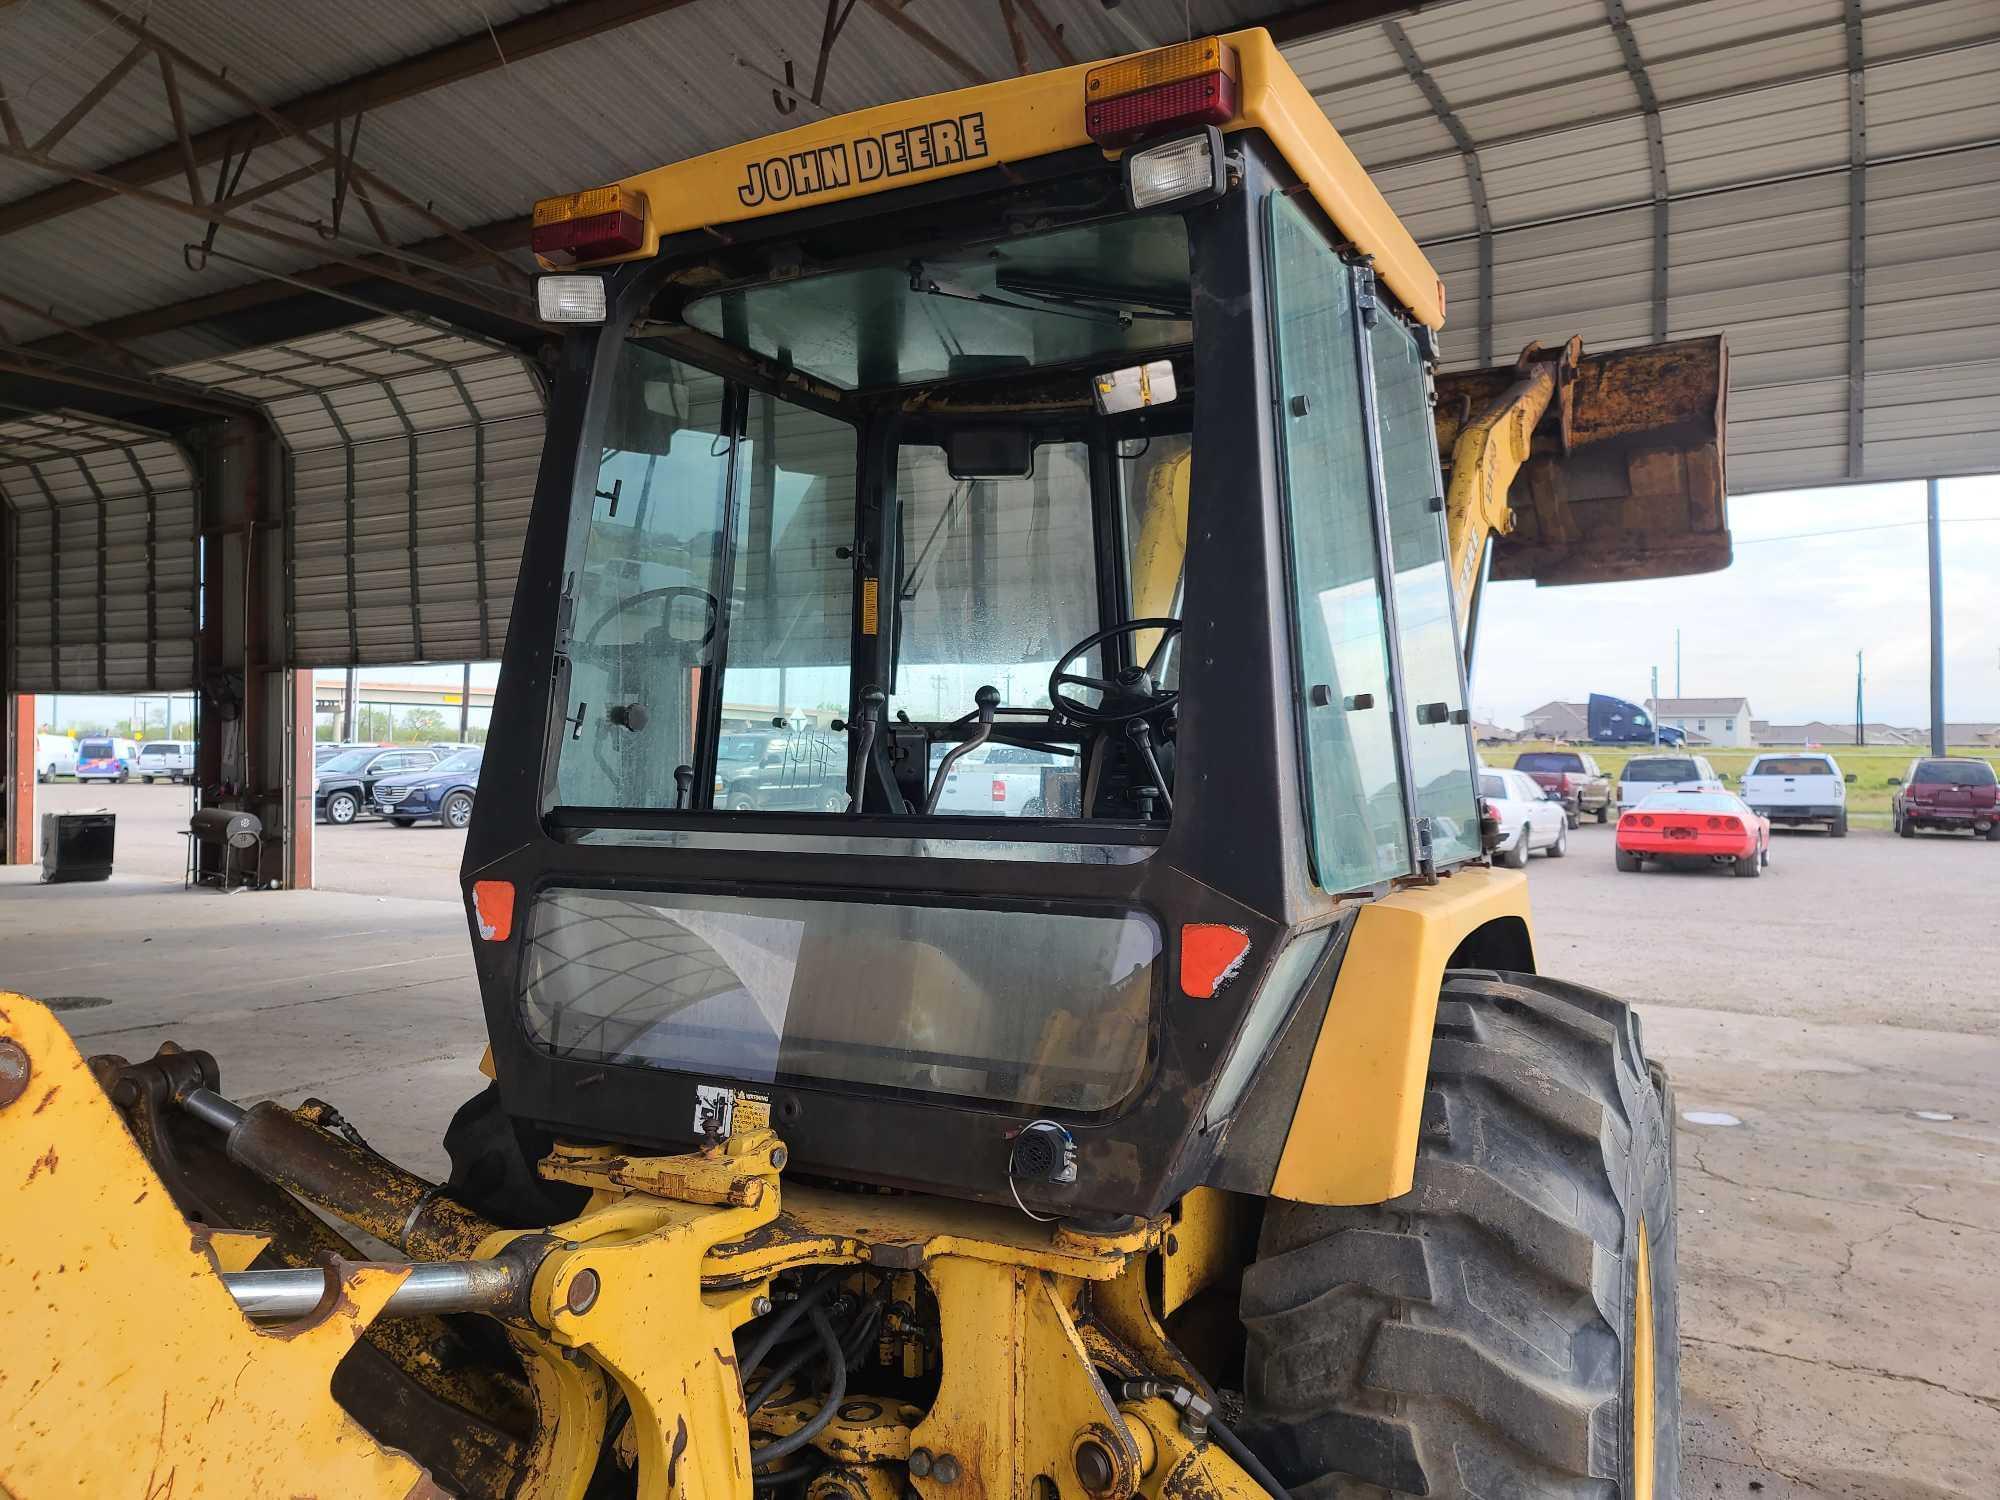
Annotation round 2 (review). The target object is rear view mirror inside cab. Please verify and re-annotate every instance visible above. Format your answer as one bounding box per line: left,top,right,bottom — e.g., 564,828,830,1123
1093,359,1178,415
946,427,1035,479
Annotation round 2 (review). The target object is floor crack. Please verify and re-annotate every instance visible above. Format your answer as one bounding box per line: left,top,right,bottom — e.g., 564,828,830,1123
1685,1334,2000,1414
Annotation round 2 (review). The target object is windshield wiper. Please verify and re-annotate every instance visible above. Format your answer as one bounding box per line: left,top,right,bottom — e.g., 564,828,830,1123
993,271,1191,321
907,261,1129,326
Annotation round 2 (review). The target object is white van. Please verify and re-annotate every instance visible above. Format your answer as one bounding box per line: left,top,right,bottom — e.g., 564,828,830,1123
1740,752,1849,836
136,739,195,783
74,736,141,783
34,734,76,782
1616,753,1722,812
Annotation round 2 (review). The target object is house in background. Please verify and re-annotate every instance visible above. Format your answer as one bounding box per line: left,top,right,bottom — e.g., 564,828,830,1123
1648,696,1755,747
1522,701,1589,740
1757,721,1923,747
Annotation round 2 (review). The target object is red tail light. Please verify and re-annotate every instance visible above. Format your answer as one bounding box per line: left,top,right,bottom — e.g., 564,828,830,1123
532,186,647,266
1482,798,1501,823
1084,38,1239,146
1638,814,1655,827
991,779,1007,803
1707,816,1742,832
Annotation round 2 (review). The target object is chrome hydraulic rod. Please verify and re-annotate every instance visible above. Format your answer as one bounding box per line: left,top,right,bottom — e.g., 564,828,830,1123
224,1257,524,1322
180,1085,248,1133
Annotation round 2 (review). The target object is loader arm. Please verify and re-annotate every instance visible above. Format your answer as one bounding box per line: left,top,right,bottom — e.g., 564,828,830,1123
1435,332,1731,661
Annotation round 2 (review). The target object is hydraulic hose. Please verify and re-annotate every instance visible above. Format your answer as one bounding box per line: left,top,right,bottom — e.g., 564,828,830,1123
1121,1378,1290,1500
749,1305,846,1470
738,1268,845,1384
1205,1415,1290,1500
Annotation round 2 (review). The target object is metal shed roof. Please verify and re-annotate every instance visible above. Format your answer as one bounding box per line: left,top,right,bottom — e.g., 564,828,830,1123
1285,0,2000,490
0,0,1994,492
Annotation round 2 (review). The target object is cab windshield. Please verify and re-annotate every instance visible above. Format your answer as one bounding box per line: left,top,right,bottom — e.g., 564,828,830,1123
552,213,1194,831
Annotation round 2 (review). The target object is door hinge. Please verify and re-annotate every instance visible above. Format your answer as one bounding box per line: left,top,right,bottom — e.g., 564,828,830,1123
1356,266,1380,327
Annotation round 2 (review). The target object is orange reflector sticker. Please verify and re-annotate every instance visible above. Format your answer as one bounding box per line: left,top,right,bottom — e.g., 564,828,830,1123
472,880,515,942
1181,923,1251,999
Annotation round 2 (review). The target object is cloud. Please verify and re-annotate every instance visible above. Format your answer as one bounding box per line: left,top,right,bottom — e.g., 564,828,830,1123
1472,476,2000,727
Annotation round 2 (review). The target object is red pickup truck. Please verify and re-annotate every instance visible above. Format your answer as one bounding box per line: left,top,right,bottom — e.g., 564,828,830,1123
1893,758,2000,839
1513,750,1613,826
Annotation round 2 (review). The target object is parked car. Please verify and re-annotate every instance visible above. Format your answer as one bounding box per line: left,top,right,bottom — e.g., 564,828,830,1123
74,736,140,783
373,748,483,828
34,734,76,783
314,745,440,824
1616,787,1771,877
1479,767,1569,867
1616,753,1722,812
715,731,849,812
315,741,385,767
136,739,194,784
1513,749,1611,826
1893,758,2000,840
1740,752,1851,836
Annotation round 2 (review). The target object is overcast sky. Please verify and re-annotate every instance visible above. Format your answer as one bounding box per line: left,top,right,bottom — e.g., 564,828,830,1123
122,472,2000,736
1471,473,2000,730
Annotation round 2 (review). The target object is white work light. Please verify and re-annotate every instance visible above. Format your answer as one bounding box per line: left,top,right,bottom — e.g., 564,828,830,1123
537,275,608,324
1125,128,1226,211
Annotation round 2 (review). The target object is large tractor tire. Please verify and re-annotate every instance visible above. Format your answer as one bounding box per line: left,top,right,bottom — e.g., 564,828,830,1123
1240,971,1679,1498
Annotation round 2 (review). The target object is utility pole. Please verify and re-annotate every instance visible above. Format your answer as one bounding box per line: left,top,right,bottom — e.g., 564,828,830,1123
1855,650,1865,747
1675,629,1682,698
342,666,357,741
1927,478,1945,757
1650,666,1661,747
459,663,472,743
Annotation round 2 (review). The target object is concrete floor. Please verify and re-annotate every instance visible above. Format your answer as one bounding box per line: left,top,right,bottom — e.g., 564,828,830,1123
3,817,1996,1496
35,779,467,901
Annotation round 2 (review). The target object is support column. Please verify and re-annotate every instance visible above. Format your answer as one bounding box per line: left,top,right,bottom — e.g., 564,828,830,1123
2,496,31,865
196,414,310,887
1927,478,1944,757
5,695,31,867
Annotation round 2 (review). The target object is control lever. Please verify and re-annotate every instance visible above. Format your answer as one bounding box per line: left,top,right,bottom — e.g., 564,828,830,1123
847,686,886,809
924,686,1000,815
672,764,694,810
1124,718,1173,814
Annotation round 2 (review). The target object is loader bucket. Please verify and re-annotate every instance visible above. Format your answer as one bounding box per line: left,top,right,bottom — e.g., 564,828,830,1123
1435,334,1729,586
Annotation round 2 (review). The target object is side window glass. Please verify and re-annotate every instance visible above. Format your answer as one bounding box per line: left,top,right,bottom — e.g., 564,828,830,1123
557,349,734,810
1266,192,1410,890
1366,313,1480,866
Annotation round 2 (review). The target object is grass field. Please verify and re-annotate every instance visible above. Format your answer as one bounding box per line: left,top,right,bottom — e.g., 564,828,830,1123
1493,740,2000,824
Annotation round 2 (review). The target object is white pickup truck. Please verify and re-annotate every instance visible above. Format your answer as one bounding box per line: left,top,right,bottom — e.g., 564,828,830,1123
929,742,1080,816
136,739,195,783
1740,752,1849,836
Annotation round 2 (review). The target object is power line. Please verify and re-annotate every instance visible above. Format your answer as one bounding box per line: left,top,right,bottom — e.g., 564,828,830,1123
1733,514,2000,547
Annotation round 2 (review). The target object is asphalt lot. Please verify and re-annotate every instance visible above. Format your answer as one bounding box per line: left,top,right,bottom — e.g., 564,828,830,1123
16,784,2000,1495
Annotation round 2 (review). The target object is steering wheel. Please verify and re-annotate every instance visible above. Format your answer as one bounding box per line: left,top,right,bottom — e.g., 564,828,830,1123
577,585,719,655
1048,618,1182,725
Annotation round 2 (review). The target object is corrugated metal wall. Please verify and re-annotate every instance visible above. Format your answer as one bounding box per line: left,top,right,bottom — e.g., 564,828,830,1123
0,415,198,692
169,319,544,666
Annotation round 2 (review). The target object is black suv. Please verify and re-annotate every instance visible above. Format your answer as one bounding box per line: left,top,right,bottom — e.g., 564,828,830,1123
314,745,439,824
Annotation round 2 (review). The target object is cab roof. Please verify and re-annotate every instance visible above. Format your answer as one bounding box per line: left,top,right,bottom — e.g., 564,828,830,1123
544,28,1445,331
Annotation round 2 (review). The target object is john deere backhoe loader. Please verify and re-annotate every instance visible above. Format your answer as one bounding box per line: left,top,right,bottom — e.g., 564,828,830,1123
0,30,1728,1500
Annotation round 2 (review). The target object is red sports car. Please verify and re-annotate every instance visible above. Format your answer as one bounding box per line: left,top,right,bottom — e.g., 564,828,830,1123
1615,788,1771,877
